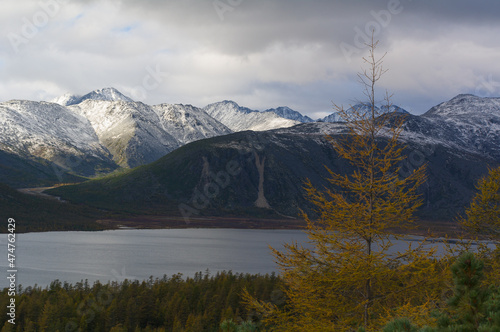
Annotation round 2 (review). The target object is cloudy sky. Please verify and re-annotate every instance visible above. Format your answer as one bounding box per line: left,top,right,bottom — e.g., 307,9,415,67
1,0,499,119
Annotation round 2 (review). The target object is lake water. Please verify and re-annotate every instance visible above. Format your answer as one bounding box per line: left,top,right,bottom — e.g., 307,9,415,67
1,229,310,288
0,228,487,289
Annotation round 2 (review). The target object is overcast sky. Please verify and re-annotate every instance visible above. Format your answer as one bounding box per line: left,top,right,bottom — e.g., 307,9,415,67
1,0,500,118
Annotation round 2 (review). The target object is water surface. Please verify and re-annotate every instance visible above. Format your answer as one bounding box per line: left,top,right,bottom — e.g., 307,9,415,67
1,228,308,288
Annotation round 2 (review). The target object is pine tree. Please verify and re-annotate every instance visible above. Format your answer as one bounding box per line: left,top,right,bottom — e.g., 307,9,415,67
432,252,500,331
245,35,443,331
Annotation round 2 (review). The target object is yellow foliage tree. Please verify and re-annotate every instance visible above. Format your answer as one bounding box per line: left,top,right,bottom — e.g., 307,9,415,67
459,165,500,285
245,37,445,331
460,166,500,241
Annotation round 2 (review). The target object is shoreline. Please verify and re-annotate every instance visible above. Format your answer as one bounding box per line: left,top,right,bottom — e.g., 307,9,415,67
96,215,463,238
2,214,463,238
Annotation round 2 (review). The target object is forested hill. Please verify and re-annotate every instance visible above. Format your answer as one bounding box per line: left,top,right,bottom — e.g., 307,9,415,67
48,117,500,223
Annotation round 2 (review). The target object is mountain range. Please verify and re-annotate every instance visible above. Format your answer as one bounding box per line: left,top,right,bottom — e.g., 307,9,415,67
0,88,321,183
1,88,500,227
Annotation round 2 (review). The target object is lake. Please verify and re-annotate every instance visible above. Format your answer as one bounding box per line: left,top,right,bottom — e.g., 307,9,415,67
1,229,310,288
0,228,484,289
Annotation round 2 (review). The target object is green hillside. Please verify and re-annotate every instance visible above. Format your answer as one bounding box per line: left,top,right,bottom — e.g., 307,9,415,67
47,125,499,223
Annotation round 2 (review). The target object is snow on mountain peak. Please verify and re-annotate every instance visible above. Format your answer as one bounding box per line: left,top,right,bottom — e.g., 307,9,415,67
203,101,300,131
320,103,409,123
264,106,314,123
51,87,134,106
152,103,232,145
84,87,134,103
50,93,82,106
423,94,500,119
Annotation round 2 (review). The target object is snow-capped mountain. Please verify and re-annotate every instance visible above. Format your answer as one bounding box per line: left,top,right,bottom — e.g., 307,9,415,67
423,94,500,119
0,100,117,177
153,103,232,145
3,87,500,193
51,87,134,106
69,100,180,168
0,88,238,178
203,101,300,131
264,106,314,123
410,94,500,160
50,93,82,107
321,103,409,122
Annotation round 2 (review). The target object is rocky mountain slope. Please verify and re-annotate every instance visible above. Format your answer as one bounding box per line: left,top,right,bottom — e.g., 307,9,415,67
69,100,180,168
0,99,118,180
153,103,231,145
419,94,500,160
264,106,314,123
203,100,300,131
0,88,236,183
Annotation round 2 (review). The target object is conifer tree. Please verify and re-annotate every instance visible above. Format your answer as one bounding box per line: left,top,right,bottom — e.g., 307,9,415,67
459,166,500,285
431,252,500,331
245,35,443,331
460,166,500,242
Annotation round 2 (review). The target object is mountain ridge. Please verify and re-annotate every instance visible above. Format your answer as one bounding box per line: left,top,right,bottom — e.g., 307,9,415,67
51,87,134,106
47,119,500,222
203,100,301,131
2,88,499,193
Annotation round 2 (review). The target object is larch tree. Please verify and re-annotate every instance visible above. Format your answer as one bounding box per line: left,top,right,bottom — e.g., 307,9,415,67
459,166,500,242
245,37,445,331
458,165,500,286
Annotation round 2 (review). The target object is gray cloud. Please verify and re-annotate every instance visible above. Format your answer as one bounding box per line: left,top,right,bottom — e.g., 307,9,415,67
1,0,500,117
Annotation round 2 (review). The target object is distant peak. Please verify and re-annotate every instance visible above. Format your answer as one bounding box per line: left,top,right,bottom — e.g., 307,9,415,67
321,103,408,123
453,93,477,98
264,106,314,123
80,87,134,104
451,94,478,101
50,93,81,106
423,93,500,118
51,87,134,106
220,100,240,106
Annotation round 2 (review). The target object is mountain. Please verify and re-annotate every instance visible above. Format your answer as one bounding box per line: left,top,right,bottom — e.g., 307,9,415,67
50,93,82,107
4,89,500,225
51,87,134,106
47,106,500,223
203,100,300,131
321,103,409,122
264,106,314,123
0,89,236,182
423,94,500,118
414,94,500,160
0,99,118,183
69,100,181,168
153,103,232,145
